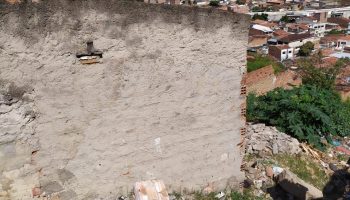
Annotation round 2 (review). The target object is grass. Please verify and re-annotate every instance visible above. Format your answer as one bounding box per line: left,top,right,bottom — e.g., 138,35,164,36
272,154,329,189
247,53,284,74
245,154,329,190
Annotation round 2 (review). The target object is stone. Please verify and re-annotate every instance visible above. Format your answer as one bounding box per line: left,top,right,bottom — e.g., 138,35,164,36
272,143,278,154
246,123,301,155
265,166,273,178
275,170,323,199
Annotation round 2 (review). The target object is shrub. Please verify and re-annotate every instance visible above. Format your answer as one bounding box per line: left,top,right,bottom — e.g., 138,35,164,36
298,41,314,57
209,0,219,6
252,13,268,20
247,85,350,149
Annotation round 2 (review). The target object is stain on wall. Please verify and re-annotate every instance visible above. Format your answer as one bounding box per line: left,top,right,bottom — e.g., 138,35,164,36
0,0,249,199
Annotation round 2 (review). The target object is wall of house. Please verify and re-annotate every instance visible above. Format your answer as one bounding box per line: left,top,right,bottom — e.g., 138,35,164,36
0,0,249,199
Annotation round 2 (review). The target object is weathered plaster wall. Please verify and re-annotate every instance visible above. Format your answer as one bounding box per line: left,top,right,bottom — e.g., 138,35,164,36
0,1,249,199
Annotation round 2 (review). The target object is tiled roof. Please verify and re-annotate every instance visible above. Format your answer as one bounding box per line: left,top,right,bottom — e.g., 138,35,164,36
279,33,312,43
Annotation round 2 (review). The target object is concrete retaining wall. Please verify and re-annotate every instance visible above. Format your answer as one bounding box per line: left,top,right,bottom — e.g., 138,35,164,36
0,1,249,199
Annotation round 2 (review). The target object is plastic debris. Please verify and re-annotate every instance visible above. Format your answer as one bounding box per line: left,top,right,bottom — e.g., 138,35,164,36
272,166,284,176
215,191,225,199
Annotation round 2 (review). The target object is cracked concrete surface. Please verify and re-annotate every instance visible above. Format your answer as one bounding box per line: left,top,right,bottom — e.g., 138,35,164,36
0,0,249,199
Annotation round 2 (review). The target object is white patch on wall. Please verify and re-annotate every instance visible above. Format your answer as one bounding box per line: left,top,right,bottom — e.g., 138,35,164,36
220,153,229,162
154,137,162,154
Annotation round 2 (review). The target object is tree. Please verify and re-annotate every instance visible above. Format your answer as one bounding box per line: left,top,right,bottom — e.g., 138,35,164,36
252,13,268,21
298,41,314,57
236,0,246,5
209,0,219,6
280,15,291,23
297,54,348,90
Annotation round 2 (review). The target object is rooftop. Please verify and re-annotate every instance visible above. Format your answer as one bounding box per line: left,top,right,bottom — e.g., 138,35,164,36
279,33,312,43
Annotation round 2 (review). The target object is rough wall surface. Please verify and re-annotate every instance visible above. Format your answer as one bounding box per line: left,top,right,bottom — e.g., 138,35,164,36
0,1,249,199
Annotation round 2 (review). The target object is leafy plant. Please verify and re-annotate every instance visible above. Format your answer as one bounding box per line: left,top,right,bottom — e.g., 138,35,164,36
279,15,294,23
252,13,268,21
209,0,219,6
298,41,314,57
236,0,246,5
247,85,350,149
298,55,348,90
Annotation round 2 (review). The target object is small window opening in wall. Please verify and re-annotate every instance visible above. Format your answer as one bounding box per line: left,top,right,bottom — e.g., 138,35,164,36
76,41,103,65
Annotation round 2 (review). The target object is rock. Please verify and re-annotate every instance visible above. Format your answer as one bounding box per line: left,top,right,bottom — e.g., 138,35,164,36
275,170,323,199
272,143,278,154
329,163,338,172
266,166,273,178
246,123,302,155
254,180,263,189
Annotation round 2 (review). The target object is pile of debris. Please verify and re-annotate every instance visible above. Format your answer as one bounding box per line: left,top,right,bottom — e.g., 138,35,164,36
246,123,302,155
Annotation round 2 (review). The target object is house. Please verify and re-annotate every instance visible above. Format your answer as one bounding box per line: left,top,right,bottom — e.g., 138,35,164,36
313,12,328,23
308,22,327,37
336,65,350,100
278,33,317,53
273,29,290,39
269,45,294,61
320,35,350,50
251,24,274,35
248,35,268,53
285,23,309,34
249,35,268,48
252,19,279,30
327,17,350,29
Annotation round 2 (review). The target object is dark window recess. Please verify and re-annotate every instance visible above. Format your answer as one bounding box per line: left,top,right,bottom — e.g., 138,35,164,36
76,41,103,58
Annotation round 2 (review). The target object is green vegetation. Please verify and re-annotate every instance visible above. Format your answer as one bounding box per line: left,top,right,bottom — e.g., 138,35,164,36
236,0,246,5
279,15,294,23
247,53,284,73
209,0,220,7
272,154,328,189
245,154,329,190
247,85,350,149
328,29,346,35
298,41,314,57
209,0,219,6
252,13,268,21
251,7,265,12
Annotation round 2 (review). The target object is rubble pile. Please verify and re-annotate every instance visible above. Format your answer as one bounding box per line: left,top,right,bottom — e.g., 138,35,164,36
246,123,302,155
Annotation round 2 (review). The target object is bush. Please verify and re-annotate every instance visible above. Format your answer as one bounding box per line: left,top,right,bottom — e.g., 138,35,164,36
298,54,348,90
247,85,350,149
236,0,246,5
209,0,219,6
298,41,314,57
252,13,268,20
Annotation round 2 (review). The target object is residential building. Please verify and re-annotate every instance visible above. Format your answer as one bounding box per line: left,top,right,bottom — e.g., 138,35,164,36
269,45,294,61
251,24,274,35
327,17,350,29
308,22,327,37
278,33,317,53
285,23,309,34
